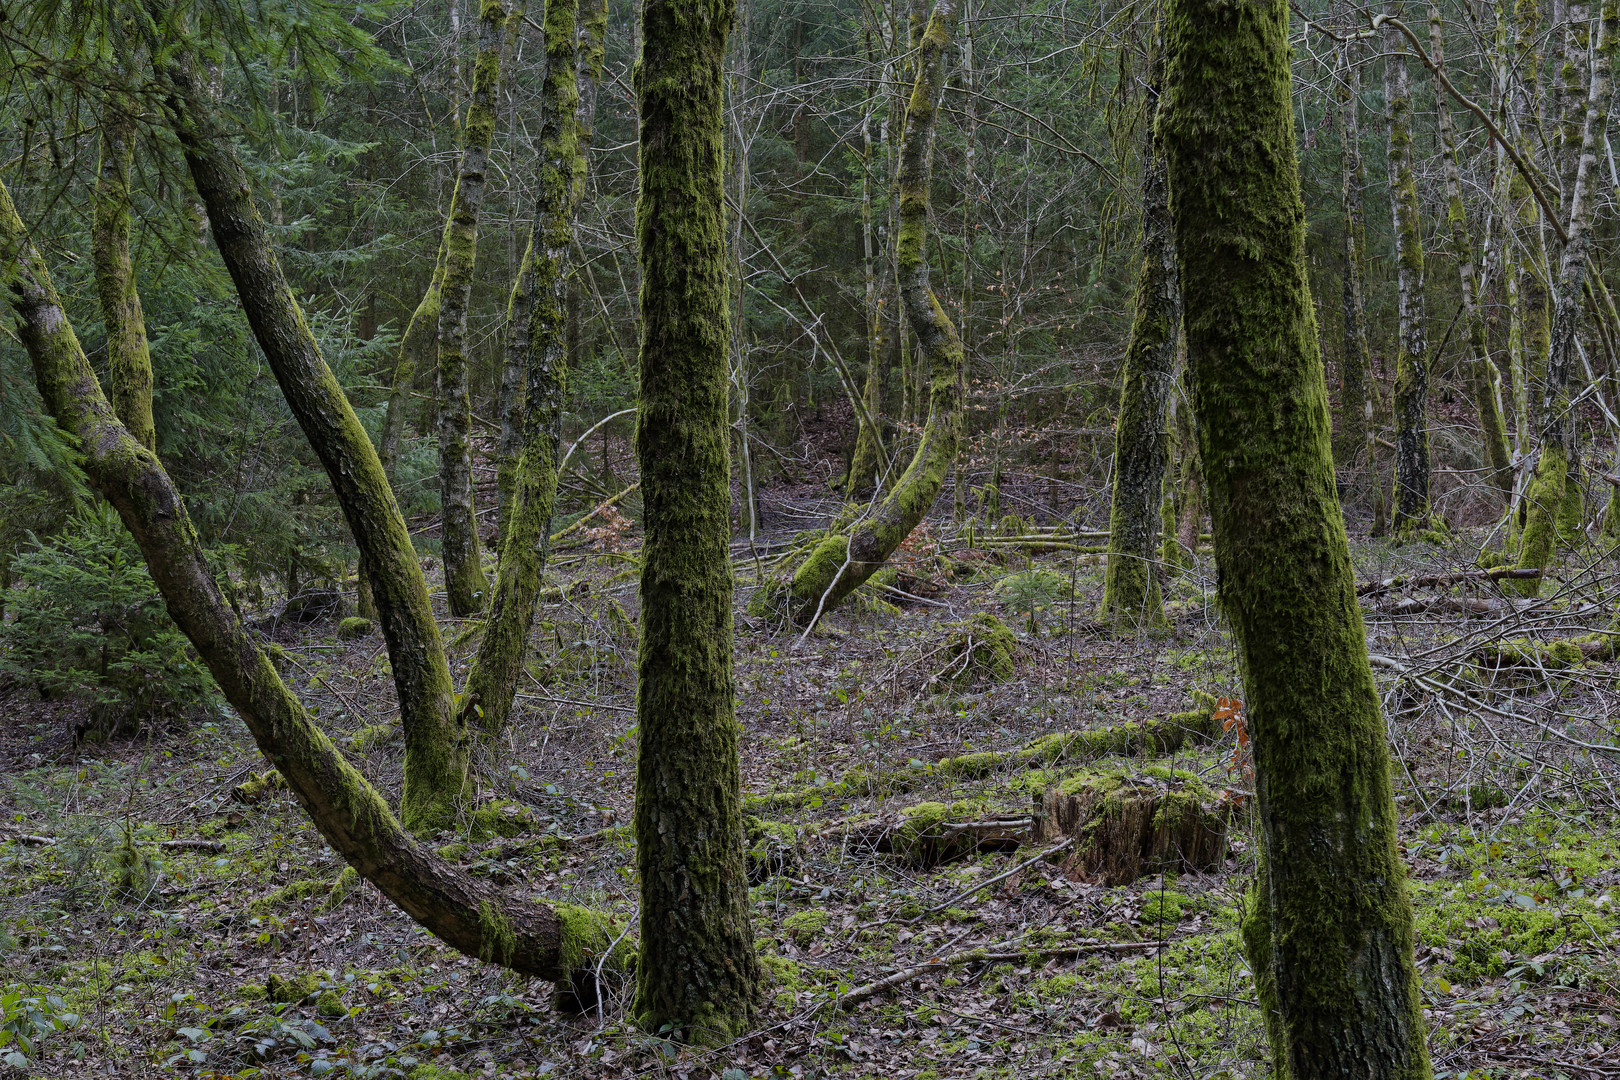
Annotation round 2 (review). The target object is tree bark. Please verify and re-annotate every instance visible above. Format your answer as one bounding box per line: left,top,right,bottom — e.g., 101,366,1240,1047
1385,7,1432,533
92,91,156,453
1161,0,1431,1074
632,0,762,1040
1337,41,1372,485
463,0,607,740
786,0,964,624
1101,46,1178,630
0,177,619,990
436,0,512,617
1515,0,1616,589
1511,0,1553,524
158,54,470,834
1430,4,1513,502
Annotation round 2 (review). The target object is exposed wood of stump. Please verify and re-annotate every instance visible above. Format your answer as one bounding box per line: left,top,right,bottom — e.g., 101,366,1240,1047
1034,771,1228,886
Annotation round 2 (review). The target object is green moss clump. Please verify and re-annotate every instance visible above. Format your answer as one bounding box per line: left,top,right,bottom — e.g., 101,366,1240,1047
232,769,284,805
469,799,546,839
937,613,1018,687
316,990,345,1018
265,972,321,1003
408,1066,473,1080
345,722,395,754
236,983,266,1001
782,910,830,946
337,616,374,640
1142,890,1187,928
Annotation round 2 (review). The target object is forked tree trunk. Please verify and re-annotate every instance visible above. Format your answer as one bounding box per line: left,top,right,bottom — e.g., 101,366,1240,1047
159,54,470,834
1515,0,1616,590
632,0,762,1040
463,0,608,739
1161,0,1430,1074
1385,8,1432,533
0,178,619,990
92,91,156,453
436,0,513,617
1101,46,1178,630
786,0,964,624
1430,4,1513,502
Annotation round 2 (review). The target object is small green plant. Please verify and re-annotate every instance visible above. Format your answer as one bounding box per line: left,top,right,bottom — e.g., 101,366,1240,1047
993,568,1068,632
0,985,80,1068
0,506,219,736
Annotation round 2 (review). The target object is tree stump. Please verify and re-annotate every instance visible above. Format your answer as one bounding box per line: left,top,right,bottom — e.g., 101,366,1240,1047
1034,769,1229,886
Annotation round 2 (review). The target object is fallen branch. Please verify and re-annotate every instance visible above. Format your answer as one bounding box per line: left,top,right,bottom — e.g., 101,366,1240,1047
904,837,1073,924
1356,567,1542,598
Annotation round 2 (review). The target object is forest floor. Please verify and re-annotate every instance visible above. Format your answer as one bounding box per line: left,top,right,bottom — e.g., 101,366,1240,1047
2,495,1619,1080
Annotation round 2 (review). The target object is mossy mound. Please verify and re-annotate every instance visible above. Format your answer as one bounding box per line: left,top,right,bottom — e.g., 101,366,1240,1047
265,972,321,1003
782,909,829,946
1038,767,1229,886
744,815,804,884
232,769,284,805
469,799,549,840
337,616,374,640
936,613,1018,687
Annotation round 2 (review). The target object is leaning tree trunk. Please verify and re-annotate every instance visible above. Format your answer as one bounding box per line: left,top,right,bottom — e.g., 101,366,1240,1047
1515,0,1616,591
1431,4,1514,503
786,0,964,624
1101,48,1179,630
158,53,470,834
436,0,513,617
1161,0,1430,1075
0,177,621,991
1385,7,1433,534
462,0,607,740
92,90,156,453
632,0,763,1041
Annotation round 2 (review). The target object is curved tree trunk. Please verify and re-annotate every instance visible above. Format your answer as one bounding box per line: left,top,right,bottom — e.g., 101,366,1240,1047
786,0,964,624
463,0,608,740
632,0,762,1040
378,256,446,482
92,91,156,453
1515,0,1616,590
1161,0,1430,1074
436,0,512,617
1101,47,1178,630
0,178,619,989
1385,8,1432,533
1430,4,1513,503
159,54,470,834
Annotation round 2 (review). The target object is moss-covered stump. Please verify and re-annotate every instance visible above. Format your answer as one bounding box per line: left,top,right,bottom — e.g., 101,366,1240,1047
1472,633,1616,673
232,769,284,805
850,800,1029,868
1035,768,1229,886
933,613,1018,688
337,616,374,640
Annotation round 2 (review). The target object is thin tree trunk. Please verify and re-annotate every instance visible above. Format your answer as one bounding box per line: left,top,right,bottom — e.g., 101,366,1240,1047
786,0,965,624
1,176,621,994
847,26,888,499
1515,0,1616,588
1512,0,1553,525
1385,6,1433,532
496,245,533,549
159,53,469,834
1101,45,1178,630
436,0,512,616
632,0,762,1040
378,256,446,481
1161,0,1431,1074
463,0,607,740
92,90,156,453
1431,4,1514,502
1337,41,1372,487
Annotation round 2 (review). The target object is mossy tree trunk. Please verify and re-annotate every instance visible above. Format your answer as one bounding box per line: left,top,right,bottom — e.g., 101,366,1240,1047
496,244,533,549
1,177,620,989
378,255,445,483
1101,47,1178,630
463,0,608,740
1510,0,1552,525
1336,40,1372,484
436,0,513,617
632,0,762,1040
92,90,156,454
1161,0,1430,1074
1515,0,1616,590
158,53,469,834
1384,8,1432,533
786,0,964,624
1430,5,1513,503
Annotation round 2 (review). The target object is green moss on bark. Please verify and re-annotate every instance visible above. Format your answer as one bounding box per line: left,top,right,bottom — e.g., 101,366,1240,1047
1161,0,1430,1073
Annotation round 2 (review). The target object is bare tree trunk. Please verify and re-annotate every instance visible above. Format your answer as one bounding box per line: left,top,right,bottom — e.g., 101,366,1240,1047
1385,6,1433,533
1162,0,1431,1073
